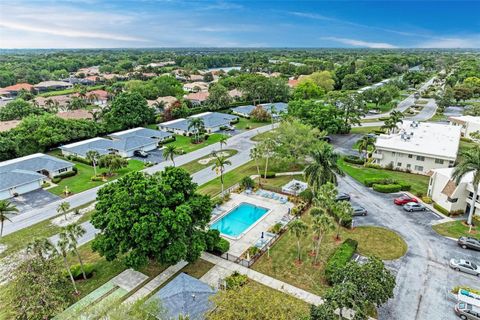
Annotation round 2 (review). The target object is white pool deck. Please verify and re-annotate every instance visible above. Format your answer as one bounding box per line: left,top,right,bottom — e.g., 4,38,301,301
214,192,294,257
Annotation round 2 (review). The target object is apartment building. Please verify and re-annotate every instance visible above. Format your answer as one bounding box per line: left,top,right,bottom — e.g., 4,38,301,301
449,115,480,139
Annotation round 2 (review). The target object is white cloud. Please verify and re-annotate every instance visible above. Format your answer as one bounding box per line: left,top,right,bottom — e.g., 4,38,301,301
417,35,480,48
322,37,397,48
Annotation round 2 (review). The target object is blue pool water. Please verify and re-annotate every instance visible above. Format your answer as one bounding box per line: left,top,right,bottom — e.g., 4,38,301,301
211,202,269,238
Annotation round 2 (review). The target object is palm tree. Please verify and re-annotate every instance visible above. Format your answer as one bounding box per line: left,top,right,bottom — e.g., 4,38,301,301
98,154,128,175
26,238,56,262
163,145,178,166
314,182,338,217
311,214,335,265
57,232,78,294
381,118,397,134
86,150,100,176
65,224,87,280
290,219,308,263
333,201,353,240
357,135,376,160
390,110,404,125
304,144,344,192
250,146,262,186
57,201,70,220
212,155,232,196
188,117,205,143
452,145,480,226
0,200,18,237
258,137,276,180
219,135,228,150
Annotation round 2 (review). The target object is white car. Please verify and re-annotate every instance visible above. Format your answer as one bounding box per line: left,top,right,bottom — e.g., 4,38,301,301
449,259,480,277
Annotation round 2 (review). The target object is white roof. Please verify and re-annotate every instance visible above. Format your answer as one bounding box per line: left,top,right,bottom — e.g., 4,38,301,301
449,115,480,125
375,121,461,160
433,167,473,184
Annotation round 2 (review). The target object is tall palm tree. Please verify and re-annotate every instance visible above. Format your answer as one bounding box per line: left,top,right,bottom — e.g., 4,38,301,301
212,155,232,196
314,182,338,217
188,117,205,143
381,118,397,134
390,110,404,125
163,145,178,166
26,238,56,262
65,224,87,279
98,154,128,175
452,146,480,226
333,201,353,240
311,214,335,265
0,200,18,237
57,202,70,220
219,135,228,150
290,219,308,263
57,232,78,294
250,146,262,186
357,135,376,160
86,150,100,176
304,144,344,192
258,137,276,180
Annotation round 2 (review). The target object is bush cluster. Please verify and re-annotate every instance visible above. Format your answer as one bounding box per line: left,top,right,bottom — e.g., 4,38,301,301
264,172,276,179
225,271,249,290
373,184,402,193
343,155,364,165
68,263,96,280
65,155,92,165
325,239,358,284
365,177,411,193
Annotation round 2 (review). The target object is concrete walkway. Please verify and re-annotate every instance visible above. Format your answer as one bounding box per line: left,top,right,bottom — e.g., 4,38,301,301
123,260,188,304
201,252,324,306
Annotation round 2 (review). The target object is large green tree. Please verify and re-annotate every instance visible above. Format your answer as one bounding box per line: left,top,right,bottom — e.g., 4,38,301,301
304,143,343,191
207,83,231,109
91,168,213,268
103,92,155,131
0,99,44,121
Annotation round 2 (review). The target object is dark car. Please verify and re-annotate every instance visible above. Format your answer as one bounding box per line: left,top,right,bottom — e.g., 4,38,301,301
394,195,418,205
458,237,480,251
352,206,367,216
335,192,351,202
134,150,148,158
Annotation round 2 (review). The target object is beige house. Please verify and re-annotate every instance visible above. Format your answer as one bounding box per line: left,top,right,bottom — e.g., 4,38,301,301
449,115,480,139
373,121,461,174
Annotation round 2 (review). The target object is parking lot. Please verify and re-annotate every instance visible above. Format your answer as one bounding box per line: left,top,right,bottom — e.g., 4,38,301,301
337,176,479,320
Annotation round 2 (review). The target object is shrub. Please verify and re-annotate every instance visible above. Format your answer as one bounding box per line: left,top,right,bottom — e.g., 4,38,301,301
241,176,255,189
159,136,176,144
205,229,221,252
248,246,260,257
264,172,276,179
213,238,230,254
269,223,283,234
66,155,92,165
68,263,95,280
373,129,386,135
372,183,402,193
433,202,449,215
325,239,358,284
422,196,433,204
225,271,248,290
364,178,396,187
51,177,61,184
90,176,103,182
398,181,412,191
364,163,383,169
460,137,473,143
41,181,51,188
343,155,364,165
452,286,480,295
54,170,77,180
299,188,314,204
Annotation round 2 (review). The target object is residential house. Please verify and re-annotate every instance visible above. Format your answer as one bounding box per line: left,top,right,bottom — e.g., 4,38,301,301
146,273,216,320
0,153,74,200
373,121,461,174
158,112,238,135
288,79,299,88
56,109,94,121
449,115,480,139
0,83,34,98
185,92,210,106
61,76,95,86
75,66,100,76
231,102,288,119
35,95,72,109
77,89,109,107
147,96,178,111
34,81,73,93
183,82,209,93
228,89,243,100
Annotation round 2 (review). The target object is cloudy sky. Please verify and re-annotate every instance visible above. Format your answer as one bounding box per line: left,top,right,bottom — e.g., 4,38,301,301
0,0,479,49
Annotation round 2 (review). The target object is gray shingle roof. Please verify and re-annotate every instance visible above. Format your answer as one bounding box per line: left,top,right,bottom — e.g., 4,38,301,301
231,105,255,116
232,102,288,117
147,273,216,320
0,170,44,192
109,127,172,140
159,112,237,132
0,153,73,174
60,138,113,158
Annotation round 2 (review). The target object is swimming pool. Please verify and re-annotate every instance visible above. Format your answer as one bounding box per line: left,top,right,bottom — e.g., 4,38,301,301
211,202,269,238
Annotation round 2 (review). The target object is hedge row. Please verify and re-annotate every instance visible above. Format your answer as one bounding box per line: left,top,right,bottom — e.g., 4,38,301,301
373,184,402,193
364,178,395,187
343,155,364,165
325,238,358,284
366,177,411,193
66,263,96,280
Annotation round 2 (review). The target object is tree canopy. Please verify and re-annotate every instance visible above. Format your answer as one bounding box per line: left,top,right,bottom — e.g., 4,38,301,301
102,91,155,131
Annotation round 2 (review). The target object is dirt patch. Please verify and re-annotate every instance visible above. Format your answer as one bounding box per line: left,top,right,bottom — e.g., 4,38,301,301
198,151,230,165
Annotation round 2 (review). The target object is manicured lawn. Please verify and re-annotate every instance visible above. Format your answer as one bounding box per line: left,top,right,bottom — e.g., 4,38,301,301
250,130,272,142
338,158,430,196
253,211,407,296
179,259,215,279
0,203,94,259
38,85,105,97
350,126,382,134
429,112,447,122
260,174,304,189
48,159,144,197
235,117,270,130
180,149,238,174
432,220,480,240
167,133,227,153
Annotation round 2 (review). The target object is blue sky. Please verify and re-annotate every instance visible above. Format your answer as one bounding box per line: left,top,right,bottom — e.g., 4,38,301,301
0,0,479,48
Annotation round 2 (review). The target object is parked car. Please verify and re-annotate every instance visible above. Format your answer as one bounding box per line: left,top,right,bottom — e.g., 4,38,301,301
449,259,480,276
455,302,480,320
335,193,351,202
352,206,368,216
134,150,148,158
458,237,480,251
394,195,418,205
403,202,426,212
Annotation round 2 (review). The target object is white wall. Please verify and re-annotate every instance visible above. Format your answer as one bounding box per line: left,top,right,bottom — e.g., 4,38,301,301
0,180,43,200
374,149,454,174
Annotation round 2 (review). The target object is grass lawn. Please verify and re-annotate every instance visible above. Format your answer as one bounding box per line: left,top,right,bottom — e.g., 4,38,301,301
167,133,227,153
338,158,430,196
260,174,304,189
180,149,238,174
250,130,273,142
432,220,480,240
38,85,105,97
429,112,447,122
235,117,270,130
350,126,382,134
253,211,407,296
178,259,215,279
48,159,144,197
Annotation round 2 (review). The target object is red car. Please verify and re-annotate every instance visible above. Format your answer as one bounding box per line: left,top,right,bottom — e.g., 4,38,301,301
394,195,418,205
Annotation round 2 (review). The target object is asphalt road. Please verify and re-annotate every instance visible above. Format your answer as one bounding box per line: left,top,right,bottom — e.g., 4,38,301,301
337,176,479,320
3,124,276,236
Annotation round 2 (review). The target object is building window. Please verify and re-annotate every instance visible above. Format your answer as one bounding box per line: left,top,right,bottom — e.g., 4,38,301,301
435,159,444,164
408,154,413,158
406,164,411,169
392,152,396,156
416,156,425,161
397,162,402,167
447,198,458,203
414,165,424,172
58,168,68,173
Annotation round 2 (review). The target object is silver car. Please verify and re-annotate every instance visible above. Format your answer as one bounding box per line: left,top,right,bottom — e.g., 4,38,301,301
403,202,426,212
449,259,480,276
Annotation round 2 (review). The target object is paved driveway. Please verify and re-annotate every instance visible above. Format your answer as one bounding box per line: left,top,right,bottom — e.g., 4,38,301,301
131,148,165,164
330,134,362,156
10,189,62,213
337,176,479,320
